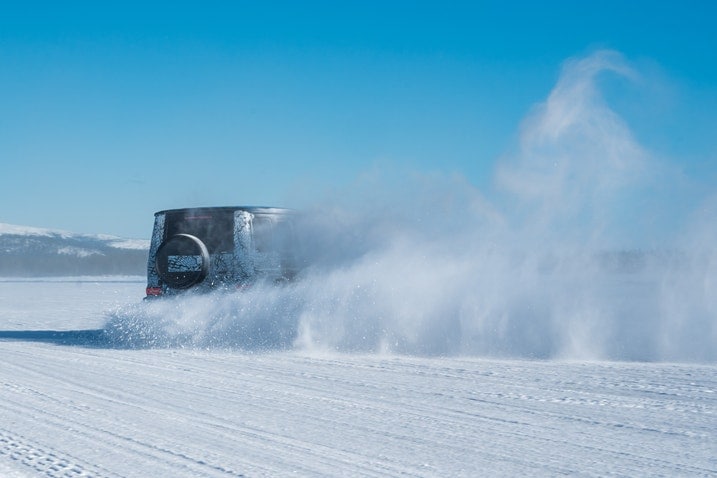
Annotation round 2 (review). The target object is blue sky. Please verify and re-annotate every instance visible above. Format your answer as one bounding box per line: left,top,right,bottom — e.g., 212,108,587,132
1,1,716,238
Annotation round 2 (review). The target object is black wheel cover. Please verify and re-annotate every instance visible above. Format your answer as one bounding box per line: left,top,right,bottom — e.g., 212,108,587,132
155,233,210,289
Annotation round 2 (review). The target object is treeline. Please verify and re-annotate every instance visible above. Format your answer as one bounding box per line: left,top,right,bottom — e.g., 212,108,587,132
0,250,148,276
0,234,148,276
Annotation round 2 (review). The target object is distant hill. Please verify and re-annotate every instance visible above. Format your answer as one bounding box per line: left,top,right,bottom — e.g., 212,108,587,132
0,223,149,277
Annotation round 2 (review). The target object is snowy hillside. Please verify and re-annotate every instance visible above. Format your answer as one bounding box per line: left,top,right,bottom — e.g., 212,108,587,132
0,223,149,276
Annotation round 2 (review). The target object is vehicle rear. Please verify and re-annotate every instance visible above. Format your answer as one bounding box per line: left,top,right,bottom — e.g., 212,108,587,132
145,207,296,297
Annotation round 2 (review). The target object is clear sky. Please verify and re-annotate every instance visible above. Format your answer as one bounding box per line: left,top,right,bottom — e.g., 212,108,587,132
1,1,716,239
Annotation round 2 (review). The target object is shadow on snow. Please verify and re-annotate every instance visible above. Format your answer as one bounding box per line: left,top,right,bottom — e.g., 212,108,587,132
0,326,297,351
0,329,110,348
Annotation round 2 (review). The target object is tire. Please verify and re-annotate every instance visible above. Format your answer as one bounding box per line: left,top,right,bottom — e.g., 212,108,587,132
155,233,210,289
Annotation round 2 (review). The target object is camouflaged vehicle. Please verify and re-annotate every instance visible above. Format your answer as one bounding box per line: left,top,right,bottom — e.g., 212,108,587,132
145,207,297,297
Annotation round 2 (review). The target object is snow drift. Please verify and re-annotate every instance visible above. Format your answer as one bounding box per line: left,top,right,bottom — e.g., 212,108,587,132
106,50,716,362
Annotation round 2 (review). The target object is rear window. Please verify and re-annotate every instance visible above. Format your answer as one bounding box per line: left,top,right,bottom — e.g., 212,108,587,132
165,210,235,253
252,215,295,257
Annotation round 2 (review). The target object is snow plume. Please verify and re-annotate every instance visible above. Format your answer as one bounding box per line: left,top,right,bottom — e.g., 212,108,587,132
104,286,301,349
496,50,648,246
106,50,716,362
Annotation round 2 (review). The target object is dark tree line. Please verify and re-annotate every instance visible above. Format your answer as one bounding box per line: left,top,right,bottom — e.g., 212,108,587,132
0,234,148,276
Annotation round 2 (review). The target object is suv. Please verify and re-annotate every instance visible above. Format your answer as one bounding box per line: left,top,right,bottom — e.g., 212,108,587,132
145,206,297,297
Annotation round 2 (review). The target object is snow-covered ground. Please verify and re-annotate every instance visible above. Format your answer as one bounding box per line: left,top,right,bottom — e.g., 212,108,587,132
0,279,715,477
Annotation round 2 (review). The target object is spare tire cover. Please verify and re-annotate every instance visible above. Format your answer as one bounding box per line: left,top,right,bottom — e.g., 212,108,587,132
155,233,210,289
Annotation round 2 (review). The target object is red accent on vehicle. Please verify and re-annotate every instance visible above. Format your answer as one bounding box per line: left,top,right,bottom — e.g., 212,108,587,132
146,286,163,296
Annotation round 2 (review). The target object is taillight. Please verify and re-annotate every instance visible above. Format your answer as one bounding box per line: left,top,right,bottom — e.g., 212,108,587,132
146,286,163,296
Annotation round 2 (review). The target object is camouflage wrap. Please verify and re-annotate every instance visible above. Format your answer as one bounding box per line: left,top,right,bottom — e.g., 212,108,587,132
146,213,165,289
233,210,254,283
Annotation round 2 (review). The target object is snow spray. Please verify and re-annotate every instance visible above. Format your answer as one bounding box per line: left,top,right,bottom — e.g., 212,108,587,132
106,50,716,362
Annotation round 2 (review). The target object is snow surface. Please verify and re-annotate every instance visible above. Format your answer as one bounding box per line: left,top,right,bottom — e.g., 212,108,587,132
0,280,715,477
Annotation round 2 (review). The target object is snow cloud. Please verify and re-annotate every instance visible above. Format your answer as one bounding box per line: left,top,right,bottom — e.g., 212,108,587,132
106,50,716,362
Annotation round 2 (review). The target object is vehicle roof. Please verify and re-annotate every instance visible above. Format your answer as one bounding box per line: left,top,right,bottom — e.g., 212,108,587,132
155,206,294,216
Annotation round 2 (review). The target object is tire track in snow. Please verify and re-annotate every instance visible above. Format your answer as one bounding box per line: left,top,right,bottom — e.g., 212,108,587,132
0,429,123,478
1,348,433,477
1,347,423,477
1,342,715,477
0,362,248,478
190,355,714,476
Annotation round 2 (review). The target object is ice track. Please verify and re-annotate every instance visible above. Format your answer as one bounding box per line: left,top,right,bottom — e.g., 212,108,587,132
0,343,715,477
0,280,715,476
